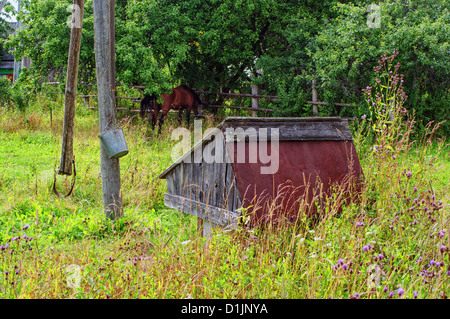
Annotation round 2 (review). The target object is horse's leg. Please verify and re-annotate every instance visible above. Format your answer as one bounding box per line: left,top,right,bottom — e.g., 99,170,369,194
151,109,158,131
185,106,192,127
178,109,183,125
158,110,168,134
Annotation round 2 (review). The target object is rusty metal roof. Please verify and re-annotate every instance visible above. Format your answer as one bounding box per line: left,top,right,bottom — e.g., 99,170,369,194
158,117,353,179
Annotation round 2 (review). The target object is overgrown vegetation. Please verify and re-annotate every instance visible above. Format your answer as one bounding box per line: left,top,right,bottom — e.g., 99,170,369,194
0,52,449,299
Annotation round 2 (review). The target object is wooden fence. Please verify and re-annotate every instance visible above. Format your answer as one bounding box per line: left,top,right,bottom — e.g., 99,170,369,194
43,81,358,116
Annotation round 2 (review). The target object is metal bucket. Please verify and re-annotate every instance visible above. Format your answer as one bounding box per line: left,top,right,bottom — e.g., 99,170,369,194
99,128,129,159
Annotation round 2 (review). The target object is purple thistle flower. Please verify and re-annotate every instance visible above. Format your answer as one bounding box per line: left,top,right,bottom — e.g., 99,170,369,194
351,292,360,299
440,245,448,253
430,260,436,266
398,288,405,296
413,186,418,192
0,244,6,251
342,264,348,270
388,291,395,298
439,230,446,238
361,114,367,120
447,271,450,276
378,254,384,260
417,256,423,263
383,286,388,293
23,224,30,230
243,256,247,261
413,291,418,299
356,222,364,227
338,259,344,266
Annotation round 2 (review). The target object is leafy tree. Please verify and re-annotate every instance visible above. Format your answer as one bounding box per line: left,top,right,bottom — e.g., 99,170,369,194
309,0,450,130
0,1,13,59
4,0,450,133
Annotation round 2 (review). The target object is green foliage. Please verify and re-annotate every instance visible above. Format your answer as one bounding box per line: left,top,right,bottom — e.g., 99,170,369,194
4,0,450,133
310,0,450,133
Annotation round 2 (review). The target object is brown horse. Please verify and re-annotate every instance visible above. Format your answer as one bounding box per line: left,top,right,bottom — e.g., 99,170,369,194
140,85,202,134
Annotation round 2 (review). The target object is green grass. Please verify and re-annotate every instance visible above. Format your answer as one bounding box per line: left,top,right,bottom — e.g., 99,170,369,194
0,92,449,299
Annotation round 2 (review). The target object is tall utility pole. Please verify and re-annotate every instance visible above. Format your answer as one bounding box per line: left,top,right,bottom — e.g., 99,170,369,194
92,0,122,220
58,0,84,176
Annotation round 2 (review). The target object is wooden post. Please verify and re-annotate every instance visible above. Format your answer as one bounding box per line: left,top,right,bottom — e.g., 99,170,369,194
251,84,259,117
93,0,122,220
312,80,318,116
109,0,116,100
58,0,84,175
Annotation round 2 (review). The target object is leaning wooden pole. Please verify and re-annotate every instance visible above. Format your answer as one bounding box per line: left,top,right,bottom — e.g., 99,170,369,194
58,0,84,175
93,0,122,220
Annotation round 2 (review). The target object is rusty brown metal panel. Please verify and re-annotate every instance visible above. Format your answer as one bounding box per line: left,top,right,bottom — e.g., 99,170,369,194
227,140,364,224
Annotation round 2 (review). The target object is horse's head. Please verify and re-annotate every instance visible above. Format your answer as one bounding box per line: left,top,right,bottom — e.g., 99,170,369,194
140,94,156,118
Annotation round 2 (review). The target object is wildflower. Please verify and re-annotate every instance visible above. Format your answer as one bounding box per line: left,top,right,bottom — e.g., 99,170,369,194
350,292,360,299
356,222,364,227
417,256,423,263
338,259,344,266
413,186,418,192
430,260,436,266
361,114,367,120
388,291,395,298
413,291,418,299
439,230,446,238
342,264,348,270
243,256,247,261
398,288,405,296
383,286,388,293
378,254,384,260
0,244,7,251
440,245,448,253
23,224,30,230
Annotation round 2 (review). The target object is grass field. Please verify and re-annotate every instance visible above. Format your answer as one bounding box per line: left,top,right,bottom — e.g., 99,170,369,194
0,91,449,299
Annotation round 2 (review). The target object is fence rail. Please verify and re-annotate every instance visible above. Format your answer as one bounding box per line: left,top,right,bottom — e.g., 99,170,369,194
43,82,359,114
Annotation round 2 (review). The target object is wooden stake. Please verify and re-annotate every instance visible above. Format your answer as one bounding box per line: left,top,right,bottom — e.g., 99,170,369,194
312,80,318,116
251,84,259,117
58,0,84,175
93,0,122,220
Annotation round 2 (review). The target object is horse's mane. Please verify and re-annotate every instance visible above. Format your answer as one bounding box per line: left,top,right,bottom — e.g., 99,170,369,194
180,85,202,104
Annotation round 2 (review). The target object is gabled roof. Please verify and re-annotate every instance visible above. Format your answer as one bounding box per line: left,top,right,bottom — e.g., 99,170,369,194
158,116,352,179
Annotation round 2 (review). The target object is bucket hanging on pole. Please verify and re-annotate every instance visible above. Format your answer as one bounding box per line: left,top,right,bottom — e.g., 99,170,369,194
99,125,129,159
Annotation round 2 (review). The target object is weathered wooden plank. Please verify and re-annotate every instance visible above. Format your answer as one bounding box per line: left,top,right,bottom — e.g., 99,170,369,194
166,174,175,194
164,193,239,227
181,158,193,199
171,162,184,196
222,121,352,141
225,162,235,212
213,141,226,208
